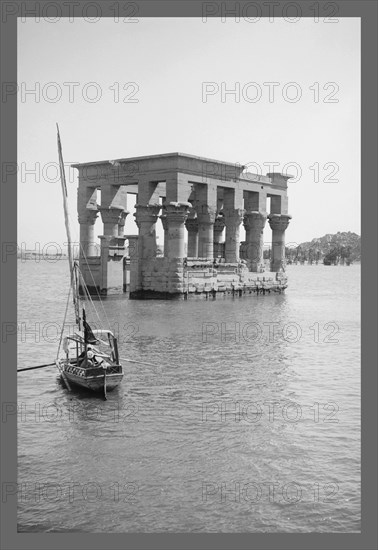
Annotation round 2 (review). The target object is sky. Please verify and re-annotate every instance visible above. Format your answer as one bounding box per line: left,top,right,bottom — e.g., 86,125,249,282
18,16,360,252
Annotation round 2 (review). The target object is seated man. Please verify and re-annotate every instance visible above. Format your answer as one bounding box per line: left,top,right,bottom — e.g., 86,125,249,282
79,344,110,369
78,345,98,368
91,349,104,367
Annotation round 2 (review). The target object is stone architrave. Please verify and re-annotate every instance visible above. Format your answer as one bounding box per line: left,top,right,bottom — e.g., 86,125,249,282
243,211,267,271
268,214,291,272
223,208,244,263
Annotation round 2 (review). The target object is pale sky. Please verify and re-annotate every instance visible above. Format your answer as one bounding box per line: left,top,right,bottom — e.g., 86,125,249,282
18,17,360,252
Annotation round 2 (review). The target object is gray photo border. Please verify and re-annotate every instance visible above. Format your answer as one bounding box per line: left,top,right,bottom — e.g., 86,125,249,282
1,1,377,549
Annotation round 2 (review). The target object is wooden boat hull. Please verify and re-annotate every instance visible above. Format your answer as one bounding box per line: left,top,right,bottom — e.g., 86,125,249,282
57,360,123,393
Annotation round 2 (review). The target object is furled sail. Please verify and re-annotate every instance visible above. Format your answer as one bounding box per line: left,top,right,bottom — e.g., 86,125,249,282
82,308,98,345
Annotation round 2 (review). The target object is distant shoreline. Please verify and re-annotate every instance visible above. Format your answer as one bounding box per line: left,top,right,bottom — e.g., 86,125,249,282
17,254,70,260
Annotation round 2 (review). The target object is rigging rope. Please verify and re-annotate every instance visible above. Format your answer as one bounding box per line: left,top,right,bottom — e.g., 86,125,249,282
56,279,73,360
77,243,112,330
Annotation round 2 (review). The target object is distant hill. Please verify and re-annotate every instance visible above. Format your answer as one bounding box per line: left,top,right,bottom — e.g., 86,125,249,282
290,232,361,263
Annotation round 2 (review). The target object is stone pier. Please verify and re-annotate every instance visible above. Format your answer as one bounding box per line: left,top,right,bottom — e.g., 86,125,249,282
185,215,199,258
165,202,191,259
244,212,267,272
268,214,292,272
78,208,98,258
213,214,225,258
72,153,293,297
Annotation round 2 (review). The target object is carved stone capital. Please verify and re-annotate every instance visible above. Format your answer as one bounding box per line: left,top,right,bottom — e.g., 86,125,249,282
185,217,199,233
223,208,245,227
196,204,217,225
134,204,161,226
78,208,98,225
98,206,125,225
213,214,225,234
243,211,267,232
165,201,191,224
268,214,291,232
118,210,130,228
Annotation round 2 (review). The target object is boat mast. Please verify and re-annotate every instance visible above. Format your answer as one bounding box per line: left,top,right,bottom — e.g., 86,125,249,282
56,124,81,330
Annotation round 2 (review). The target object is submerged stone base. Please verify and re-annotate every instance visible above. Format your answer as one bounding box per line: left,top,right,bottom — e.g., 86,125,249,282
130,283,287,300
130,258,288,300
79,284,123,297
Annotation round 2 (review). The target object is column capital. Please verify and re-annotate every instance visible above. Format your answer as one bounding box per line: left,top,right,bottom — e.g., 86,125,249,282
78,208,98,225
165,201,191,224
223,208,245,226
268,214,291,232
197,205,217,225
134,203,161,226
98,206,125,225
185,217,199,233
118,210,129,238
244,211,267,231
118,210,129,226
214,213,225,233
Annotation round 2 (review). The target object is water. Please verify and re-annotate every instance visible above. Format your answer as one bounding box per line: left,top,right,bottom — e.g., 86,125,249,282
17,261,360,532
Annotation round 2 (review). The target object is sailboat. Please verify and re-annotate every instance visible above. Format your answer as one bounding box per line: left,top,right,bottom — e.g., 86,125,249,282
55,125,123,398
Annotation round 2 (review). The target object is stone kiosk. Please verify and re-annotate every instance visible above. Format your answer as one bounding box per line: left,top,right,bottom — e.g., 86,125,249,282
72,153,292,298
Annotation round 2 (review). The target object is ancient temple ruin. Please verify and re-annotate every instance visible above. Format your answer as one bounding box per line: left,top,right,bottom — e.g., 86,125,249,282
72,153,292,298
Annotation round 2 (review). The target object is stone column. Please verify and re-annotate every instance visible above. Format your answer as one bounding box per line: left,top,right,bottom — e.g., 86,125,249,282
165,202,191,259
118,210,129,237
134,204,161,259
197,206,216,259
160,213,169,258
78,208,98,257
213,214,225,258
223,208,244,263
243,211,267,271
268,214,291,272
185,217,199,258
98,206,126,290
128,235,140,292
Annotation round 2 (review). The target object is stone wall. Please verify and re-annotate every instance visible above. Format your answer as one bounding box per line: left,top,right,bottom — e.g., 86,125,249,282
140,257,185,294
130,257,288,298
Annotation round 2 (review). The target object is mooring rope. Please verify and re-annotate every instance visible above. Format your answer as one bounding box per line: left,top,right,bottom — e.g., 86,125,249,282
17,363,55,372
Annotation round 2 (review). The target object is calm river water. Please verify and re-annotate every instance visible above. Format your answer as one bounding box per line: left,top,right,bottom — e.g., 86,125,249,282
17,261,360,533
